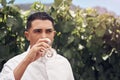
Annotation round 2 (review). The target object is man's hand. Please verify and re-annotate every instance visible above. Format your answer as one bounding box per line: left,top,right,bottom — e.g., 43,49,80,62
25,38,51,62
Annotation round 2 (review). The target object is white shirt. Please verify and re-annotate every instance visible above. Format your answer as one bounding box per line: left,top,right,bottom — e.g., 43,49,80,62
0,48,74,80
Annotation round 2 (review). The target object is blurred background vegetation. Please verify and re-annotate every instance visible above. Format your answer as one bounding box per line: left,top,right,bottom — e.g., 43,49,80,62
0,0,120,80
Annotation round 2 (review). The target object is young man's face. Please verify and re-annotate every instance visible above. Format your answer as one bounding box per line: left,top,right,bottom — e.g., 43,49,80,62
25,19,56,47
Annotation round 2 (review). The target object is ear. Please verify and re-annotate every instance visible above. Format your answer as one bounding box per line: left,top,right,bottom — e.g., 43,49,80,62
24,31,30,41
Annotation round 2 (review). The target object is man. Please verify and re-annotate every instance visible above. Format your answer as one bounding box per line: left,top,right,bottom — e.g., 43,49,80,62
0,12,74,80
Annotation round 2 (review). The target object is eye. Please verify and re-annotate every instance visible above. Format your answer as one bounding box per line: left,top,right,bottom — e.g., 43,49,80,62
46,29,53,33
33,29,42,33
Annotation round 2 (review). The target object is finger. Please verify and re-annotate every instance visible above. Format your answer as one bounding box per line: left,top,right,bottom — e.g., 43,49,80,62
36,42,50,48
36,38,51,45
38,47,47,57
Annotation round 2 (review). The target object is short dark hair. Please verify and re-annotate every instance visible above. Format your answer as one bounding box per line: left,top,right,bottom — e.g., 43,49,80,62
26,12,54,30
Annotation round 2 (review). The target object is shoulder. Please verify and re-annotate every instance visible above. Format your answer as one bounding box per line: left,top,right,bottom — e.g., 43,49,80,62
7,51,27,64
56,54,68,61
56,54,71,66
3,51,27,69
55,54,74,77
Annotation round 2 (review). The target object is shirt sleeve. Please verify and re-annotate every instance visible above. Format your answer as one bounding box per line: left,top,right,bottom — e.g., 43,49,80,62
0,65,15,80
0,51,27,80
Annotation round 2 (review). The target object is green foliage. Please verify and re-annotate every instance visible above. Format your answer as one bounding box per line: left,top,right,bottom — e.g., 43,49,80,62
0,0,25,70
0,0,120,80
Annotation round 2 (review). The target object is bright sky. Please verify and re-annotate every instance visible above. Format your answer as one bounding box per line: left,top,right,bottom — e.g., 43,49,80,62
14,0,120,16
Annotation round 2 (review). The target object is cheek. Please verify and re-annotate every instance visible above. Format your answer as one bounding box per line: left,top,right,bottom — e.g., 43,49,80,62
49,34,55,41
29,35,40,44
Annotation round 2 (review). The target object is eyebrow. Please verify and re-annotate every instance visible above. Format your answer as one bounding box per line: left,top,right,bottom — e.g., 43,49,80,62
33,28,55,31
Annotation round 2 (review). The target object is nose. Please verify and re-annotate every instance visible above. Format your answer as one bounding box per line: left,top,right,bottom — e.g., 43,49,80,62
41,32,47,38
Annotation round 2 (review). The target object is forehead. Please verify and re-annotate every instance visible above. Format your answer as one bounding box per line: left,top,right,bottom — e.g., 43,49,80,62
31,19,54,30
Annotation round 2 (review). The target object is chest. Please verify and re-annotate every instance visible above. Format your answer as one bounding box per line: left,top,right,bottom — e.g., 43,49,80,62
21,59,68,80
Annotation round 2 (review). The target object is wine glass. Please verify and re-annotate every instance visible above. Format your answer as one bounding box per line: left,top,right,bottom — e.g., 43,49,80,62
41,38,54,59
